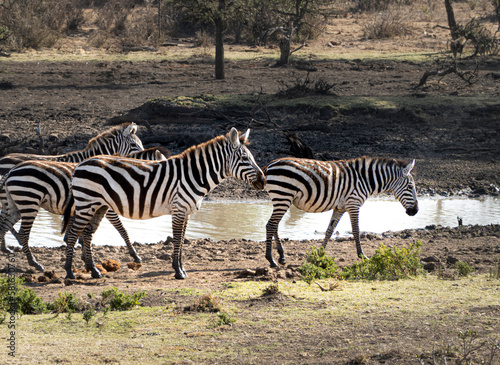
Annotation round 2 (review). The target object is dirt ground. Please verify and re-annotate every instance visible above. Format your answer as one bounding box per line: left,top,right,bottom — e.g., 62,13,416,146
0,4,499,363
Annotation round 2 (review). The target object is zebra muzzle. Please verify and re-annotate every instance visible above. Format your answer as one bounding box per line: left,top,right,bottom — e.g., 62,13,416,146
406,204,418,216
252,174,266,190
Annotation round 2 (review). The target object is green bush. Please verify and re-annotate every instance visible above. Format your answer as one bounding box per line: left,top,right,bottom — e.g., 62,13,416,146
101,287,146,311
0,276,47,316
48,292,80,314
341,241,423,280
455,261,474,277
298,246,339,284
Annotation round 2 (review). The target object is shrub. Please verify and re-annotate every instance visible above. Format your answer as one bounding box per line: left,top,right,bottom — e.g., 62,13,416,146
298,247,339,284
0,276,47,315
101,287,146,311
341,241,422,280
83,306,96,324
455,261,474,277
214,311,236,326
48,292,80,314
185,293,222,313
277,73,336,98
262,283,280,296
362,9,413,39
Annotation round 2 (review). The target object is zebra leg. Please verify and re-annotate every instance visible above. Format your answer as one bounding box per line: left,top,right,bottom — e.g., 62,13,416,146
348,207,368,260
322,209,345,249
265,203,290,267
18,215,44,271
105,210,142,263
81,207,107,279
64,214,94,279
171,211,189,280
0,207,20,254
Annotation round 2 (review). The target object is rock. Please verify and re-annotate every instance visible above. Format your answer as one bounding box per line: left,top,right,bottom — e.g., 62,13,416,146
38,275,49,283
255,267,268,276
447,256,459,265
95,264,108,274
127,262,142,271
44,270,58,279
422,256,439,263
237,269,255,278
101,259,120,272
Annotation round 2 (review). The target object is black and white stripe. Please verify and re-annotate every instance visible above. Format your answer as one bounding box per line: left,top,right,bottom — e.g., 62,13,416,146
262,156,418,267
0,148,169,271
62,128,266,280
0,123,143,178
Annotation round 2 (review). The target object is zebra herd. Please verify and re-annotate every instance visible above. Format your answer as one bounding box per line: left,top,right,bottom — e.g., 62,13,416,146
0,123,419,280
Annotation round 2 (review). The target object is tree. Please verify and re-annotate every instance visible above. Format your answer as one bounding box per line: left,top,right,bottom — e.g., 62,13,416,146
173,0,235,80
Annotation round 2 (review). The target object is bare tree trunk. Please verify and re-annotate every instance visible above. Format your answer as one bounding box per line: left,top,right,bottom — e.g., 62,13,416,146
215,0,225,80
444,0,459,40
277,37,291,66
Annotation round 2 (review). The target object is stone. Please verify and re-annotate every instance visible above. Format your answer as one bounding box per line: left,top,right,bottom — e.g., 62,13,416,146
101,259,120,272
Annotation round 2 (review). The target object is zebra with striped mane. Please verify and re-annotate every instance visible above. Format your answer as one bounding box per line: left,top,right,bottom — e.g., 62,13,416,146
0,147,169,271
262,156,418,267
0,122,143,177
62,128,266,280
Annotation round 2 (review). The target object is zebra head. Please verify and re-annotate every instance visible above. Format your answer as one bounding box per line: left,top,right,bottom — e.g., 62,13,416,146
390,159,418,216
226,128,266,190
116,123,144,155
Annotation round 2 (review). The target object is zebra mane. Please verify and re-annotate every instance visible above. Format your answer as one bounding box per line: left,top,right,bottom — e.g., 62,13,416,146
175,131,249,159
363,156,410,168
82,123,133,152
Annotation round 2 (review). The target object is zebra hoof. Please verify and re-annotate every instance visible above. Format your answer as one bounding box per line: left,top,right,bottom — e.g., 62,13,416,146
30,261,45,272
278,259,286,266
133,256,142,264
90,267,102,279
269,261,278,268
174,271,187,280
65,270,76,280
1,245,13,254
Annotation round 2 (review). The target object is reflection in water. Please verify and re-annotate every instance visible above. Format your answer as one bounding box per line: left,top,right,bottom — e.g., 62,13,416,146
5,197,499,248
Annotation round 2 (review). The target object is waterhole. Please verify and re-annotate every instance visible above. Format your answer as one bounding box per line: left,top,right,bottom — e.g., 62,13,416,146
4,196,499,248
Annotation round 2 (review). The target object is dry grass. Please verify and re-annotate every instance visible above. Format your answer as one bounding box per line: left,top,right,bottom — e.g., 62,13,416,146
3,274,498,364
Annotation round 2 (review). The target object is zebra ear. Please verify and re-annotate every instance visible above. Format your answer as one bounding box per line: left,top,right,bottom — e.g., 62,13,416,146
228,127,240,148
402,160,415,176
124,123,138,136
241,129,250,144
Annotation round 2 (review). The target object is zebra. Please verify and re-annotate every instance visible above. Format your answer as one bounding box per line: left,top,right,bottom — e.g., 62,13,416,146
0,122,143,178
0,147,169,271
262,156,418,267
0,122,144,250
61,128,266,280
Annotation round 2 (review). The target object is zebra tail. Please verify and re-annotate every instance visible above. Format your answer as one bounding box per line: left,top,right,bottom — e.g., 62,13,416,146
61,192,75,234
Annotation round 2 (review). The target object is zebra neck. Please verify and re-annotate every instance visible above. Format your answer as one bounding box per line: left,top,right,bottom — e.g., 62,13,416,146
183,146,226,194
351,159,400,196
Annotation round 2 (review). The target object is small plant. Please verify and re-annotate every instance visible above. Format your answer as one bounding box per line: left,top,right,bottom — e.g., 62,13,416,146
262,283,280,296
101,287,146,311
49,292,80,314
341,241,422,280
455,261,474,277
214,311,236,327
298,247,338,284
0,276,47,315
277,73,336,98
185,293,222,313
83,306,96,324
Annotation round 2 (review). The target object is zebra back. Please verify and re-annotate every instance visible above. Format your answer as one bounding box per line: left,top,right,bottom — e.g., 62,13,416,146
0,123,143,177
264,156,417,212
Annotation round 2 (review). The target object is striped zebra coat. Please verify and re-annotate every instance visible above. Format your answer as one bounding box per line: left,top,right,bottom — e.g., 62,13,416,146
0,123,144,252
62,128,266,280
262,156,418,267
0,147,169,271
